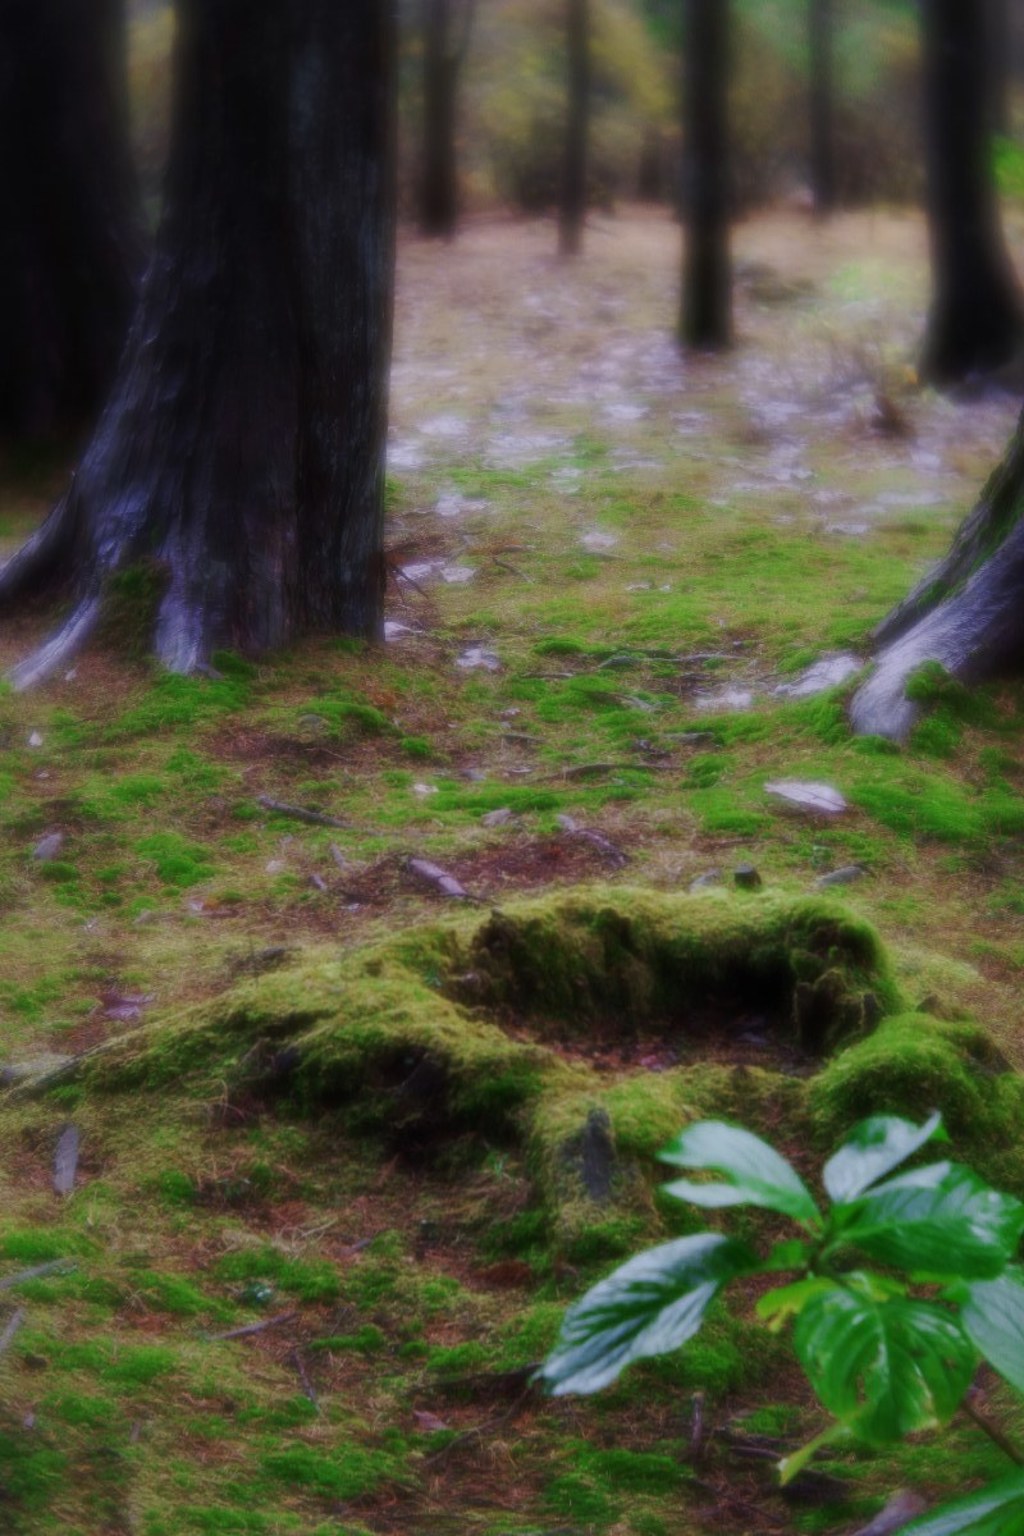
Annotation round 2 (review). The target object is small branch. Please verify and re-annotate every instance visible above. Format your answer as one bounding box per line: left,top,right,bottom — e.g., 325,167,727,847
206,1310,298,1343
963,1387,1024,1467
0,1309,25,1356
255,796,351,830
492,557,533,583
0,1259,76,1291
287,1348,321,1413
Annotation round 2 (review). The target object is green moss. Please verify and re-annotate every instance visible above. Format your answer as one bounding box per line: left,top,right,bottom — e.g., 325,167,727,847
259,1443,399,1500
215,1247,340,1304
134,831,215,887
809,1010,1024,1184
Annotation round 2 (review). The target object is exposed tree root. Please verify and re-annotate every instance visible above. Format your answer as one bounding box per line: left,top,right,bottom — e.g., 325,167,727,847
7,594,102,692
850,519,1024,739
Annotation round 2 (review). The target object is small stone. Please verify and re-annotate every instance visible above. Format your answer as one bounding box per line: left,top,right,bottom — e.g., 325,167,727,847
456,647,500,672
31,833,64,862
555,813,580,833
265,859,287,874
27,731,43,749
481,808,513,827
815,865,867,889
689,869,724,892
733,863,762,890
765,780,848,815
411,782,439,796
561,1108,617,1203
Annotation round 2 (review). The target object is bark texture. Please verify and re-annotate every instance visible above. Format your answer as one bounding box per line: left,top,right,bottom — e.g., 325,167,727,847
851,412,1024,739
679,0,731,350
919,0,1024,385
0,0,143,439
808,0,836,217
419,0,475,239
0,0,396,689
558,0,590,258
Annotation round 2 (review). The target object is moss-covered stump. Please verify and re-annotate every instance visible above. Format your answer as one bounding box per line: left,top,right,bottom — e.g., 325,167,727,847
12,885,1024,1243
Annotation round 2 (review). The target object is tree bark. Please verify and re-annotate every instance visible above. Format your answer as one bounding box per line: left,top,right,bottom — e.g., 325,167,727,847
919,0,1024,386
851,411,1024,739
419,0,475,240
808,0,836,217
987,0,1011,137
679,0,732,351
0,0,143,440
0,0,396,689
559,0,591,258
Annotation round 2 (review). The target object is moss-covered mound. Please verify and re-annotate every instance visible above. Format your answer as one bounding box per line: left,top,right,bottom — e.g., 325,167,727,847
17,885,1024,1249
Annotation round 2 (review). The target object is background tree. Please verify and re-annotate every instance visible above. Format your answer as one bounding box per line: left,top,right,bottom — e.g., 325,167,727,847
559,0,591,256
418,0,476,238
0,0,396,689
851,410,1024,740
0,0,143,441
919,0,1024,385
679,0,731,349
808,0,836,216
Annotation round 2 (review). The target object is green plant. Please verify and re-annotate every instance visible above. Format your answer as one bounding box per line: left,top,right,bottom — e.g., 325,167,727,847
540,1114,1024,1534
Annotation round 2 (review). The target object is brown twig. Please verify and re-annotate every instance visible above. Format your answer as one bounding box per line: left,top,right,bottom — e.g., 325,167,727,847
256,796,351,829
207,1310,298,1343
963,1387,1024,1467
0,1309,25,1355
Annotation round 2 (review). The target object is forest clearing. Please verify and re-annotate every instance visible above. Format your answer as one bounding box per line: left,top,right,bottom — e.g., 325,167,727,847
2,202,1024,1534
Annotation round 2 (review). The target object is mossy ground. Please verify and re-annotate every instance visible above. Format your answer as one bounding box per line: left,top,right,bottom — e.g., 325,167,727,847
3,208,1024,1532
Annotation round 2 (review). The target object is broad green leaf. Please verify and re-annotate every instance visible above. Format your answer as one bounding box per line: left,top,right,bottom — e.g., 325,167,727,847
538,1233,753,1396
794,1287,975,1445
823,1112,944,1204
756,1277,838,1329
778,1424,849,1486
830,1162,1024,1279
963,1267,1024,1395
900,1471,1024,1536
659,1121,821,1228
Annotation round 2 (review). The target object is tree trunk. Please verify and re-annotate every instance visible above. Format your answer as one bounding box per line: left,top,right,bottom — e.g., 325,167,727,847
679,0,732,350
919,0,1024,386
419,0,475,239
559,0,590,258
988,0,1011,137
851,411,1024,739
0,0,143,440
0,0,396,689
808,0,836,217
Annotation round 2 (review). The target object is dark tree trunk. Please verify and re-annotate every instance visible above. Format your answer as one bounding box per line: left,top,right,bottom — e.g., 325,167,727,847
988,0,1011,137
0,0,396,689
808,0,836,217
419,0,475,240
559,0,590,258
0,0,143,440
919,0,1024,386
851,413,1024,739
679,0,731,350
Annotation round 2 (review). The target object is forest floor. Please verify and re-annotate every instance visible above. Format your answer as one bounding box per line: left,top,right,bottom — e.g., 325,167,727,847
2,205,1024,1535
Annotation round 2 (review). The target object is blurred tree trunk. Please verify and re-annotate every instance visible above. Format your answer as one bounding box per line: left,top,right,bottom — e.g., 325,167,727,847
679,0,731,350
419,0,475,239
852,411,1024,739
988,0,1011,136
919,0,1024,385
0,0,143,440
0,0,396,689
559,0,590,257
808,0,836,216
